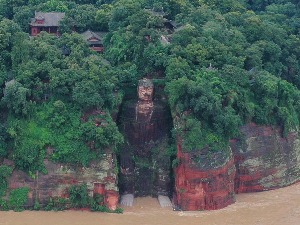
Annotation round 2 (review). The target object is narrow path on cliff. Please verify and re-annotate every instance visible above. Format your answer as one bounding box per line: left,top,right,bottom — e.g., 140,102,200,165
1,183,300,225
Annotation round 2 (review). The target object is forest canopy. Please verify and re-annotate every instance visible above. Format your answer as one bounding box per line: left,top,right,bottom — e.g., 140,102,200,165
0,0,300,172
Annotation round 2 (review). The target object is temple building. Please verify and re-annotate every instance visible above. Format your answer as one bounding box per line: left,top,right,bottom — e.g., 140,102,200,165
30,12,65,36
81,30,107,53
144,8,177,33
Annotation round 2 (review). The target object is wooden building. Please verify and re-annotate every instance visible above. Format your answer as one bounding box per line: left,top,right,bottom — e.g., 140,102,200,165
81,30,107,53
144,8,177,33
30,12,65,36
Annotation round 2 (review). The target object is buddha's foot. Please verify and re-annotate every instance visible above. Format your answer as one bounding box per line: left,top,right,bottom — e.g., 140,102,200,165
120,194,134,207
158,195,172,208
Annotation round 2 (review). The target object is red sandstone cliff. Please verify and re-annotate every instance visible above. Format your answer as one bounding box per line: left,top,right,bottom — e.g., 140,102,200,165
232,123,300,193
6,153,119,210
174,141,236,211
5,123,300,211
174,123,300,211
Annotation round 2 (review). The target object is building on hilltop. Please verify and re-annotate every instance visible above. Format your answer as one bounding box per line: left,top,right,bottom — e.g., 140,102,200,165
144,8,177,33
81,30,107,53
30,12,65,36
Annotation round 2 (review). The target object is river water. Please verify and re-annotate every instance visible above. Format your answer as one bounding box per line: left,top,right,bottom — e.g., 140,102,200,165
1,183,300,225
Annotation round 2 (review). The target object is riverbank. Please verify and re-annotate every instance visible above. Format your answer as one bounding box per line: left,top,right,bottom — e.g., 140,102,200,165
1,183,300,225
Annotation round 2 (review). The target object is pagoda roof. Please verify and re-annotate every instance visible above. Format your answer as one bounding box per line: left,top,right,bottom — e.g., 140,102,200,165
30,12,65,27
81,30,107,44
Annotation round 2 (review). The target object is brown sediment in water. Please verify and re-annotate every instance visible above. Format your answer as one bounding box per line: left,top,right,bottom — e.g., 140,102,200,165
1,183,300,225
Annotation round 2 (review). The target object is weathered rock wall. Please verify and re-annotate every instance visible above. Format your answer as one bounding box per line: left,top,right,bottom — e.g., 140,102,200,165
232,123,300,193
174,141,236,211
175,123,300,211
6,153,119,210
5,122,300,211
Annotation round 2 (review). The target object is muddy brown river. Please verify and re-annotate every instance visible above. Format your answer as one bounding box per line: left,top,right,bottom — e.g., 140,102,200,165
1,183,300,225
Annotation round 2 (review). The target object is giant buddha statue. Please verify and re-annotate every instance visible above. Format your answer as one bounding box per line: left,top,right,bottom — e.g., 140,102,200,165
118,78,172,207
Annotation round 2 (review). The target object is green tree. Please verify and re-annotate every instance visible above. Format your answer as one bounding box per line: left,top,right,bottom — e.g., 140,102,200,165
60,4,100,33
2,81,31,116
13,6,35,32
95,4,113,31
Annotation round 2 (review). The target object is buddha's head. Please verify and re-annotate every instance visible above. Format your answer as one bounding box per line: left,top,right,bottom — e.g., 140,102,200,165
138,78,154,101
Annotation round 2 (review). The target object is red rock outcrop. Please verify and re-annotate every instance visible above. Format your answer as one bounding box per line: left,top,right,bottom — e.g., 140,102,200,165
174,123,300,211
6,122,300,212
231,123,300,193
174,141,236,211
6,153,119,210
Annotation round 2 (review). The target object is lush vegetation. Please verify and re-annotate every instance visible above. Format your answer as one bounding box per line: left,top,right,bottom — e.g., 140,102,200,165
0,165,13,197
0,0,300,208
1,30,124,173
0,187,30,211
43,183,123,213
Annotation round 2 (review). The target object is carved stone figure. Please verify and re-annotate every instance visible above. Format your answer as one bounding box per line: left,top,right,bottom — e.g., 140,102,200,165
119,78,172,207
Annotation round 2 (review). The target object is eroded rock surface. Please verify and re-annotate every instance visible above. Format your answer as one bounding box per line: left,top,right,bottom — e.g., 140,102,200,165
7,153,119,210
174,142,236,211
174,123,300,211
232,123,300,193
5,120,300,212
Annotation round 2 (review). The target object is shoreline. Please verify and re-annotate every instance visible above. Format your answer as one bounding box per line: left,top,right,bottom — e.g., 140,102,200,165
1,183,300,225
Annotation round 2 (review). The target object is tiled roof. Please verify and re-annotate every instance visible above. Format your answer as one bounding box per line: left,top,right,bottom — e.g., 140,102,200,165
30,12,65,27
144,8,166,17
81,30,107,44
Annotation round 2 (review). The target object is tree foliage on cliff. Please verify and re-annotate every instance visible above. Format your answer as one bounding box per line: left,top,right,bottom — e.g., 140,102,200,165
0,0,300,169
162,0,300,151
0,28,123,172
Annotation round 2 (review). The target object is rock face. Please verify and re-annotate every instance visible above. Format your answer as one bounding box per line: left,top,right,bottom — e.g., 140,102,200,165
6,119,300,211
232,123,300,193
174,141,236,211
174,123,300,211
7,153,119,210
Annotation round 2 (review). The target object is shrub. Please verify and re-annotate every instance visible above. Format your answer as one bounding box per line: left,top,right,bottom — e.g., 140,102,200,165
90,200,123,214
44,197,68,211
68,183,123,213
0,199,9,211
8,187,30,212
0,165,13,197
69,183,89,208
